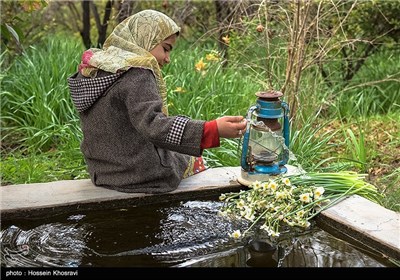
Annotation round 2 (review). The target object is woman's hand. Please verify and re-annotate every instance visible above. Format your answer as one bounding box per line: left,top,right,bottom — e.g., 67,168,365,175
216,116,247,138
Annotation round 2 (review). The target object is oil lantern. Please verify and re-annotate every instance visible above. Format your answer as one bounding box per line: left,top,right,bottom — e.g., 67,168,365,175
238,90,290,186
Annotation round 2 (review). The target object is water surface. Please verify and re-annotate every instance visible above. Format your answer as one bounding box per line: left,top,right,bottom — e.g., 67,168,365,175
0,199,390,267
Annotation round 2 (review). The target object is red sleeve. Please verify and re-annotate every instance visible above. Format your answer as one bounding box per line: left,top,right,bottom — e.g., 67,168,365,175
200,120,220,149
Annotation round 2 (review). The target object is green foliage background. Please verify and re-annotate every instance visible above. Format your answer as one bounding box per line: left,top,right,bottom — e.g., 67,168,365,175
1,0,399,212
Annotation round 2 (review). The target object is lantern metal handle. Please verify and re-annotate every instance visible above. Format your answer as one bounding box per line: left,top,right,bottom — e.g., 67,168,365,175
240,105,258,170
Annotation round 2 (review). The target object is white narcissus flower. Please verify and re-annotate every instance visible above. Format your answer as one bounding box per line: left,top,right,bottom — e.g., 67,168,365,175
270,230,280,237
230,230,242,239
252,181,262,190
236,199,245,208
275,191,285,200
268,180,278,192
299,220,311,228
244,207,255,221
296,209,306,217
261,182,269,191
314,187,325,199
300,193,311,203
257,200,267,208
282,177,291,186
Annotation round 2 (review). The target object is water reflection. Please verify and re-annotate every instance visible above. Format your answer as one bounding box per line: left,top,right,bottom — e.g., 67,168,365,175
0,200,388,267
276,230,387,267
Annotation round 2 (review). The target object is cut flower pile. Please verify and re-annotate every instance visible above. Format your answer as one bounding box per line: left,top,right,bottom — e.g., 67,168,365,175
219,171,384,240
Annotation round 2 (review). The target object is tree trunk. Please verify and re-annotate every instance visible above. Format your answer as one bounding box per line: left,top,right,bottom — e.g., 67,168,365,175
81,0,91,49
95,0,113,47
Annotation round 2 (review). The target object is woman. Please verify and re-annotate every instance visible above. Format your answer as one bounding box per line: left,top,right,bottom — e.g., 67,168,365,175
68,9,246,193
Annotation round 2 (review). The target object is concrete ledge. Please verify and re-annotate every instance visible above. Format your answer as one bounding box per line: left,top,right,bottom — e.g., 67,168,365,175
0,167,245,220
316,195,400,262
1,166,399,263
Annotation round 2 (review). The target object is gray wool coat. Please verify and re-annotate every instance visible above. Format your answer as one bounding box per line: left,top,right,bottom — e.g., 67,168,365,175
68,67,205,193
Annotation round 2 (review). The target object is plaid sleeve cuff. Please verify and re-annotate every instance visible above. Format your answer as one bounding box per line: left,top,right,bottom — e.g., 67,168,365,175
165,115,190,145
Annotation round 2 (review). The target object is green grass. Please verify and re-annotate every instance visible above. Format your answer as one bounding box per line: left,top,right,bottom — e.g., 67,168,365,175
1,146,87,185
1,37,399,212
1,37,84,152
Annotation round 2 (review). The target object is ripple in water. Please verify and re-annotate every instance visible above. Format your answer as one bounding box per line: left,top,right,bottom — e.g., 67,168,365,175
0,200,390,267
1,222,89,267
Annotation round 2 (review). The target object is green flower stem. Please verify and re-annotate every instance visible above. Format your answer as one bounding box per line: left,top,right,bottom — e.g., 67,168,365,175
243,208,270,235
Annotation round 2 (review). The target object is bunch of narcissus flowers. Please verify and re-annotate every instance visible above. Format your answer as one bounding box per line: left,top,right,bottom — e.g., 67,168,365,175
219,171,384,240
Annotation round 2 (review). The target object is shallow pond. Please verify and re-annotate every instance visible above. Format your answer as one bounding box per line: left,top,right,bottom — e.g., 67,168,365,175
0,199,392,267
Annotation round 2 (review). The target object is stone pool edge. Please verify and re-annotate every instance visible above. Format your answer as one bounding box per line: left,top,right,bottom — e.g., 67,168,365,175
1,166,399,263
